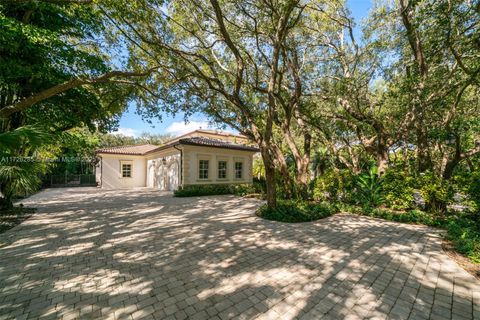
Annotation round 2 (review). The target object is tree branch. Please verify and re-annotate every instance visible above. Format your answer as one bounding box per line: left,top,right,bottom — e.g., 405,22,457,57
0,68,160,118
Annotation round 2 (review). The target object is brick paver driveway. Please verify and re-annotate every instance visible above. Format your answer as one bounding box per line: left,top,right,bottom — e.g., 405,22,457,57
0,188,478,320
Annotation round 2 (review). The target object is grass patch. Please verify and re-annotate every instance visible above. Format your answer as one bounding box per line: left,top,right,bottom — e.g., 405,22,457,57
0,205,36,234
256,200,339,223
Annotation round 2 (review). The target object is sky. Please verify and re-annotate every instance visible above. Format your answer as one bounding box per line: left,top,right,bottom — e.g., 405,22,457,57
112,0,373,138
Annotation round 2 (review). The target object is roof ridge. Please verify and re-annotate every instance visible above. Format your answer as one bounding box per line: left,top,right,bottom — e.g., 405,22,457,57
178,136,259,151
96,144,162,155
98,143,157,148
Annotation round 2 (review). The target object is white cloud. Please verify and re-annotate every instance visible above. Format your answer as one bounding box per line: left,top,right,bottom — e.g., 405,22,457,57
111,127,139,137
165,120,214,135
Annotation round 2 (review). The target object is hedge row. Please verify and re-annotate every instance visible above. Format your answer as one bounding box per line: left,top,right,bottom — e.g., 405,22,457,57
173,183,257,197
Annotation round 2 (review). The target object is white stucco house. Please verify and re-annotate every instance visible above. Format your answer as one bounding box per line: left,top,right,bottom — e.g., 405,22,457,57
95,130,259,190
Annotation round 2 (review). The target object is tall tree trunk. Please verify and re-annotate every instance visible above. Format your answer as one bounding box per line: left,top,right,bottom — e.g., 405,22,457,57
281,125,311,199
296,159,310,199
376,136,389,175
260,148,277,208
376,151,389,176
416,124,432,172
272,144,294,199
442,136,462,180
294,133,311,199
442,159,458,180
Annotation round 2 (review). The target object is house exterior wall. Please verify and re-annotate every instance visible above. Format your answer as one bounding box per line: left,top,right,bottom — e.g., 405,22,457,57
182,145,255,185
97,145,256,189
97,154,147,189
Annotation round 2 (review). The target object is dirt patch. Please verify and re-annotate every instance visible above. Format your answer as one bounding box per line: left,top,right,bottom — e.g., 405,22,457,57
442,240,480,280
0,206,36,234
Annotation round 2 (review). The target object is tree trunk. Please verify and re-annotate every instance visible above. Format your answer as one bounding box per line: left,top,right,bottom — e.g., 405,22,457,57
296,132,312,199
281,126,311,200
272,144,294,199
466,158,475,172
416,125,432,172
261,149,277,209
377,153,389,176
295,157,310,199
376,143,389,176
442,160,458,180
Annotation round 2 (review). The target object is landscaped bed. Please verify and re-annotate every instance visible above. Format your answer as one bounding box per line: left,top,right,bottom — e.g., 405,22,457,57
256,200,339,223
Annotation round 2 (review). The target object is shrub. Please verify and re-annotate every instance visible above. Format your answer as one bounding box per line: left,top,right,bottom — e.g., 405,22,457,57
256,200,339,223
354,166,384,209
417,171,453,213
312,169,339,201
382,168,416,210
360,207,440,226
312,169,353,202
230,184,257,196
252,177,267,194
452,171,480,213
446,213,480,263
174,183,257,197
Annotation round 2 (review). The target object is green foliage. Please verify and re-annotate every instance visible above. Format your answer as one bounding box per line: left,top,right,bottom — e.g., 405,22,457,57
446,214,480,263
452,171,480,213
418,171,453,213
252,177,267,195
381,167,416,210
312,169,353,202
0,127,53,208
0,126,50,150
312,169,339,201
0,1,135,203
361,207,441,226
0,1,129,132
252,158,265,179
354,166,384,208
173,184,257,197
257,200,339,223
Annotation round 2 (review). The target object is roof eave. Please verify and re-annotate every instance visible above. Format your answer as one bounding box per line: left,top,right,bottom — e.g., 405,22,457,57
178,141,259,152
95,151,147,156
96,141,259,156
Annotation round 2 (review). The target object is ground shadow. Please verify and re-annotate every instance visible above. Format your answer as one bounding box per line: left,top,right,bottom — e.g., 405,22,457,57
0,188,478,320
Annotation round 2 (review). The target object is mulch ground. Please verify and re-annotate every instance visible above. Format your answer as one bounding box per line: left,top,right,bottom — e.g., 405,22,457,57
442,240,480,280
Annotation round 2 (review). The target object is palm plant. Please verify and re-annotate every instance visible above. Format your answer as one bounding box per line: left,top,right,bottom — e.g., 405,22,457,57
0,126,51,209
355,166,385,208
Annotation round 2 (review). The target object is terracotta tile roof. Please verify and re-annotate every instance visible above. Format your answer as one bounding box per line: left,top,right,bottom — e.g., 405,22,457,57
96,136,259,155
178,137,259,152
96,144,161,155
174,129,247,140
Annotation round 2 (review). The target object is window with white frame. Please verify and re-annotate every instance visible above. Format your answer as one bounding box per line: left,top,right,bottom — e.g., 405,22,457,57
199,160,209,179
218,161,227,179
235,162,243,179
121,163,132,178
